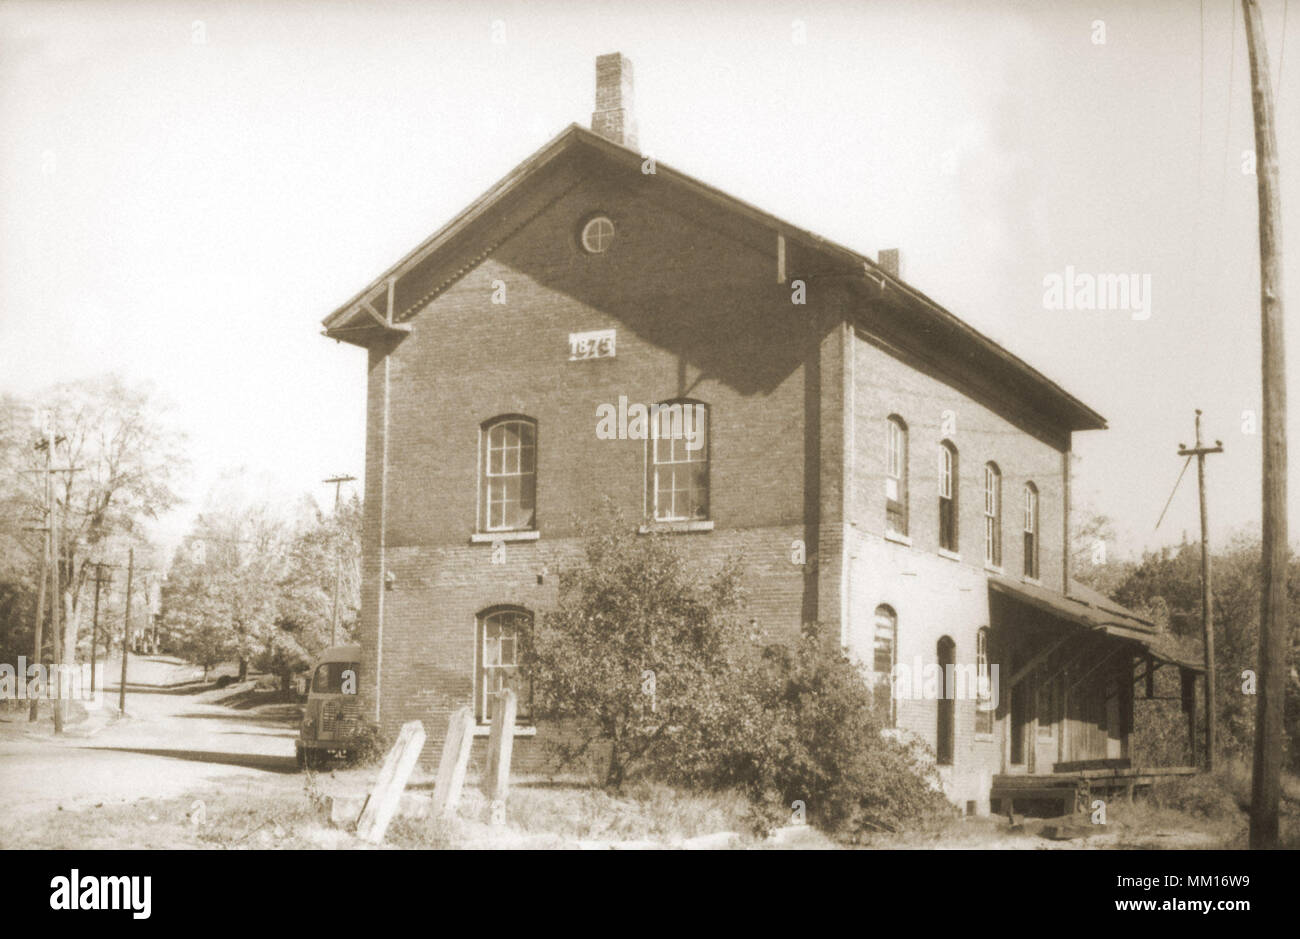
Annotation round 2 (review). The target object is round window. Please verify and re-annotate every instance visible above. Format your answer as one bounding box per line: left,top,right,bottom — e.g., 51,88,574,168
580,216,615,254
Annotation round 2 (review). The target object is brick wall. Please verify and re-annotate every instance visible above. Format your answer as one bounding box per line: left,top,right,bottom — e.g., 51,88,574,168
354,169,848,768
842,329,1072,812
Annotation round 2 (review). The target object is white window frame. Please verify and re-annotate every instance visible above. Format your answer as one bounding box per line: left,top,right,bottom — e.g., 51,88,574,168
885,417,908,536
482,418,537,533
581,216,615,254
984,463,1001,567
873,605,897,729
649,401,709,522
476,608,533,725
1023,483,1039,579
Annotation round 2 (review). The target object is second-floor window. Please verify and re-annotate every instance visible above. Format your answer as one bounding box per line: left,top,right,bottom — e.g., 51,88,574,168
984,462,1002,568
482,416,536,531
649,400,709,521
939,441,958,552
1023,483,1039,579
886,416,908,536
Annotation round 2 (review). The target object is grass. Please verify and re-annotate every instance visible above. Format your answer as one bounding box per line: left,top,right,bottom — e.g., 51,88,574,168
7,770,795,849
10,747,1296,850
7,775,341,850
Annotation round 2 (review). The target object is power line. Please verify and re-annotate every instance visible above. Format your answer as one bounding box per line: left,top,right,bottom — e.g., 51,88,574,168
1154,455,1193,531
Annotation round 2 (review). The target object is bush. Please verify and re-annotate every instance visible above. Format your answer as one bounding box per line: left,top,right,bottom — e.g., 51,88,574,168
1149,772,1244,820
526,514,753,788
344,720,389,766
527,512,952,840
683,624,954,838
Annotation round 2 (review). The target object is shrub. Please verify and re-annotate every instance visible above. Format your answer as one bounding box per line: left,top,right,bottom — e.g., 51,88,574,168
527,512,952,840
686,624,953,838
344,720,389,766
525,513,753,788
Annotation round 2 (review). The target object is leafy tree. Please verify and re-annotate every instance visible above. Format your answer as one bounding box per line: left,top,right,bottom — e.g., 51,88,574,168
160,472,293,682
0,377,185,670
161,479,361,689
526,516,752,787
1103,534,1300,770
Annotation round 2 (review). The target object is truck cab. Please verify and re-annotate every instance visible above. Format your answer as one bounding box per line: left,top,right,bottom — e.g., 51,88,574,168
296,643,362,769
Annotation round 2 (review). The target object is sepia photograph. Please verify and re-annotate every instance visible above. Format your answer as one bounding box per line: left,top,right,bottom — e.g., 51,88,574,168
0,0,1296,916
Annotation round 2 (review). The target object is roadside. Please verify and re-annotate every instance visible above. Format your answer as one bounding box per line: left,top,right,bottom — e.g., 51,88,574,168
3,655,1293,849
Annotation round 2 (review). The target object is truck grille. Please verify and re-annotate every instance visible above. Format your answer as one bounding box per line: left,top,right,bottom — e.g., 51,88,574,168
320,699,361,738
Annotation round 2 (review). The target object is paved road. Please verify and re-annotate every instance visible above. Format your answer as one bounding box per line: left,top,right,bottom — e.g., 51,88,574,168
0,656,300,828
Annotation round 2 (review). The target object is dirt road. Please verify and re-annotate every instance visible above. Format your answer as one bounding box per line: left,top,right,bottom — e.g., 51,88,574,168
0,656,301,830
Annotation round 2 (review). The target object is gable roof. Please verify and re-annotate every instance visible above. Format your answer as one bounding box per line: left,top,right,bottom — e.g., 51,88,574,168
321,123,1107,432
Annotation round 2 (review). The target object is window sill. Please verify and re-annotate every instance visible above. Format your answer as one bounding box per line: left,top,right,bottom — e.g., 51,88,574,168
938,548,962,562
638,520,714,534
471,530,540,543
472,724,537,737
884,531,912,546
974,733,996,742
1022,575,1043,587
984,564,1005,575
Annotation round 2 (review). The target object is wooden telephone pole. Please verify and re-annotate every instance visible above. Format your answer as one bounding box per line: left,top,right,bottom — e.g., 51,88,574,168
28,515,48,723
1178,411,1223,769
119,547,133,715
89,563,112,695
323,474,356,646
1242,0,1289,850
25,430,76,729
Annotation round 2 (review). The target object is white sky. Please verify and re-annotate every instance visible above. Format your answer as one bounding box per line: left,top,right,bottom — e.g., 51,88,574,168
1,0,1297,561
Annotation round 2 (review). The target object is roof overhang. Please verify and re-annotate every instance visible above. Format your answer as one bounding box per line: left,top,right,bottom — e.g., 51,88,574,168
319,123,1108,431
988,576,1205,672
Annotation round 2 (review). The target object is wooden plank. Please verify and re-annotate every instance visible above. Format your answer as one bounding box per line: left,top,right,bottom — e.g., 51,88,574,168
482,689,517,822
356,719,426,844
431,706,475,821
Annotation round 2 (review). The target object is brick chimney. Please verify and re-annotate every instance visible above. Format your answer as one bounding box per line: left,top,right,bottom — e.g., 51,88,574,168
591,52,637,149
877,249,901,279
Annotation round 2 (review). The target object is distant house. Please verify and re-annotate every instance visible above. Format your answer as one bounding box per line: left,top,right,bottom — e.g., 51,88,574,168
322,53,1204,814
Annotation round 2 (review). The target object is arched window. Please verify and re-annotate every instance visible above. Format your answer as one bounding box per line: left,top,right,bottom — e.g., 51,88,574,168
872,605,897,728
481,416,536,532
648,400,709,521
939,440,958,552
983,462,1002,567
1023,483,1039,579
885,416,908,536
475,606,533,724
937,636,956,765
975,627,993,735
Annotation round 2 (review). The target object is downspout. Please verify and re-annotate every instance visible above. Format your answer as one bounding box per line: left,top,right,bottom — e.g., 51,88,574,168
841,317,853,647
1062,440,1071,595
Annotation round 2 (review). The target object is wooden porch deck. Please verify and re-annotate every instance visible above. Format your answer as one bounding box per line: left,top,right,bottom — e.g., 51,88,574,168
991,763,1198,816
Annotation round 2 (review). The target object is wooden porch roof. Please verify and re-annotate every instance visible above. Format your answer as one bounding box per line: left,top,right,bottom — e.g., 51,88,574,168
988,576,1205,672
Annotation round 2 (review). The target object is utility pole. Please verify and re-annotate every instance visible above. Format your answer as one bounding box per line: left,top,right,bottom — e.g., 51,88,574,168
119,547,134,715
28,521,48,723
1242,0,1289,851
27,432,52,722
22,430,78,724
89,563,111,695
323,474,356,646
1178,411,1223,770
49,430,63,734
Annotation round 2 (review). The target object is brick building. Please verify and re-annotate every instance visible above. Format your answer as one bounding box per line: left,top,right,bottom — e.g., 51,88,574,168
322,53,1203,814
